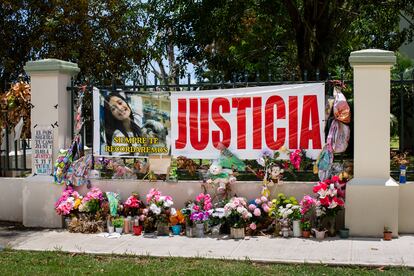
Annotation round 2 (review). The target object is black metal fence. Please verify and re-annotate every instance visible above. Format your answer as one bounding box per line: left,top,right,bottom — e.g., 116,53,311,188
0,69,412,179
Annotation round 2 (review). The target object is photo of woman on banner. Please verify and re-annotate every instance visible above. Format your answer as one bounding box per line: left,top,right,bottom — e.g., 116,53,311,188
104,92,143,156
101,91,170,156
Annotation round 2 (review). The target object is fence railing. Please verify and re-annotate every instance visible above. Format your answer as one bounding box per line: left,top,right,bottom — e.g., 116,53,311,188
0,69,411,179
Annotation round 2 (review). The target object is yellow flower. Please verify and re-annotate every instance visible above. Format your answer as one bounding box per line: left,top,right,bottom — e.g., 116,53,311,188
74,198,81,209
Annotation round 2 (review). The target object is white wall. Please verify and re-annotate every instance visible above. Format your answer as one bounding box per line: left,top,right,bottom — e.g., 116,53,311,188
0,178,24,222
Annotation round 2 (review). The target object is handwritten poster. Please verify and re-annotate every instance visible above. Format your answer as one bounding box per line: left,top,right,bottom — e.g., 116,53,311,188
33,127,53,175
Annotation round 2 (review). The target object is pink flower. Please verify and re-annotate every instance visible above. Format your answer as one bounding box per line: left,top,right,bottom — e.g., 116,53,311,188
248,204,256,211
139,215,146,221
255,198,261,205
253,208,261,217
289,149,302,170
195,193,205,202
204,203,212,211
260,196,268,203
249,223,257,230
233,198,241,207
262,204,270,213
193,205,200,211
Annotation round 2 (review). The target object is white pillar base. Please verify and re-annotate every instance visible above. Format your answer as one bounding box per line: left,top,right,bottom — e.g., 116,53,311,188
345,177,399,237
23,175,64,228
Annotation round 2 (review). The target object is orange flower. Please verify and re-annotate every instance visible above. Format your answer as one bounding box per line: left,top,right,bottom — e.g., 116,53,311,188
170,210,185,225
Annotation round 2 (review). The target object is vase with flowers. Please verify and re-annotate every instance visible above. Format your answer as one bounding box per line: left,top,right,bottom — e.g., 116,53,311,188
224,197,252,239
313,176,345,237
145,188,175,236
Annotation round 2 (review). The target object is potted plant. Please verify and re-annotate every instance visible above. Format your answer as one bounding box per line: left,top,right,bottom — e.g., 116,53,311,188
291,205,302,237
269,193,299,237
106,218,115,233
224,197,252,239
248,195,273,236
145,188,175,236
383,226,393,241
312,177,345,237
113,217,124,234
339,227,350,239
170,210,185,235
302,220,311,238
209,208,225,237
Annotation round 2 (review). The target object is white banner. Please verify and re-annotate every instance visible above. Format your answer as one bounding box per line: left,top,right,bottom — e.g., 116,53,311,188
171,83,325,159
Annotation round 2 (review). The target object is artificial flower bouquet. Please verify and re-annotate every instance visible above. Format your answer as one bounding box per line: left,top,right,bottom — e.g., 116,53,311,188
224,197,252,229
247,195,273,233
313,176,345,218
145,188,175,225
190,193,212,225
123,192,143,217
55,187,111,233
313,176,345,233
55,187,82,216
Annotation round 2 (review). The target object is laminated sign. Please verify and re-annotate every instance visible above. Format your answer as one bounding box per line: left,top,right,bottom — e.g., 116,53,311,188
34,126,53,175
171,83,325,159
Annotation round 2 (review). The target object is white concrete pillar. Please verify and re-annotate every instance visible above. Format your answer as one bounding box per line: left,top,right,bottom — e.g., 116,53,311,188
345,49,399,237
22,59,80,228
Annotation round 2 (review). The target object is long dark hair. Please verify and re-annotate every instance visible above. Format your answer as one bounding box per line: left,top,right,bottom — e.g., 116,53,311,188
104,92,142,147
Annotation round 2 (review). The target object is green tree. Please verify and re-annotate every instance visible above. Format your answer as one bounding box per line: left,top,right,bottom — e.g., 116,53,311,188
173,0,414,80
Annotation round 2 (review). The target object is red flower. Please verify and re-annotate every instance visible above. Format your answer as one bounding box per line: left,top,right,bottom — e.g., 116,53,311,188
332,197,344,207
320,196,331,207
313,182,327,193
331,175,339,183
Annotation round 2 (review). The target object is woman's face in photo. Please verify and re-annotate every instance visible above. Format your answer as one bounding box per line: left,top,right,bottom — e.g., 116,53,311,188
109,96,131,121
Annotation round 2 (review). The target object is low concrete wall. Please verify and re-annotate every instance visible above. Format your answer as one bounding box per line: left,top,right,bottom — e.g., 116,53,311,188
0,178,24,222
399,182,414,233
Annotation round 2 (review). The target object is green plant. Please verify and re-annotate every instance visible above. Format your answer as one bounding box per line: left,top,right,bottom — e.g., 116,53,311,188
290,207,302,221
113,217,124,228
302,221,311,231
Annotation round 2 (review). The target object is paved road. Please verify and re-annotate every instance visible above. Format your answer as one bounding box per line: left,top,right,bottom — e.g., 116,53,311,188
6,229,414,267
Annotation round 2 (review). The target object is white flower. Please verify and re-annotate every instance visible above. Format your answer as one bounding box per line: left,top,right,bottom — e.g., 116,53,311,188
170,208,177,216
286,204,292,208
164,200,173,208
150,203,161,215
237,207,244,214
257,157,266,167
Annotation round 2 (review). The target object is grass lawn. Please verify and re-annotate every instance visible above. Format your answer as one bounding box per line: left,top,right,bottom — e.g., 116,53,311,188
0,249,413,275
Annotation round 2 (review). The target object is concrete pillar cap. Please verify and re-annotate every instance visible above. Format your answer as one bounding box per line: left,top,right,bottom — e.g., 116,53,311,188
349,49,396,67
24,58,80,76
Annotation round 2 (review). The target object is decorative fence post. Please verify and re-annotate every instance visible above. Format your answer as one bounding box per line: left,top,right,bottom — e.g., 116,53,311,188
345,49,398,237
22,59,80,228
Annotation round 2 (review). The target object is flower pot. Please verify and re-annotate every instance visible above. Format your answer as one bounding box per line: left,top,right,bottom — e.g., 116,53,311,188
171,225,182,235
313,229,327,240
384,231,392,241
64,217,72,229
194,223,205,238
230,227,245,239
292,220,301,237
124,218,130,234
185,225,193,237
115,227,123,234
156,222,170,236
211,224,221,237
107,226,115,234
339,228,349,239
325,216,336,237
302,230,311,238
133,225,143,236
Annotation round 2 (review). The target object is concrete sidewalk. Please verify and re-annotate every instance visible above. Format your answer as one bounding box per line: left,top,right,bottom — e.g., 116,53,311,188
7,229,414,267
